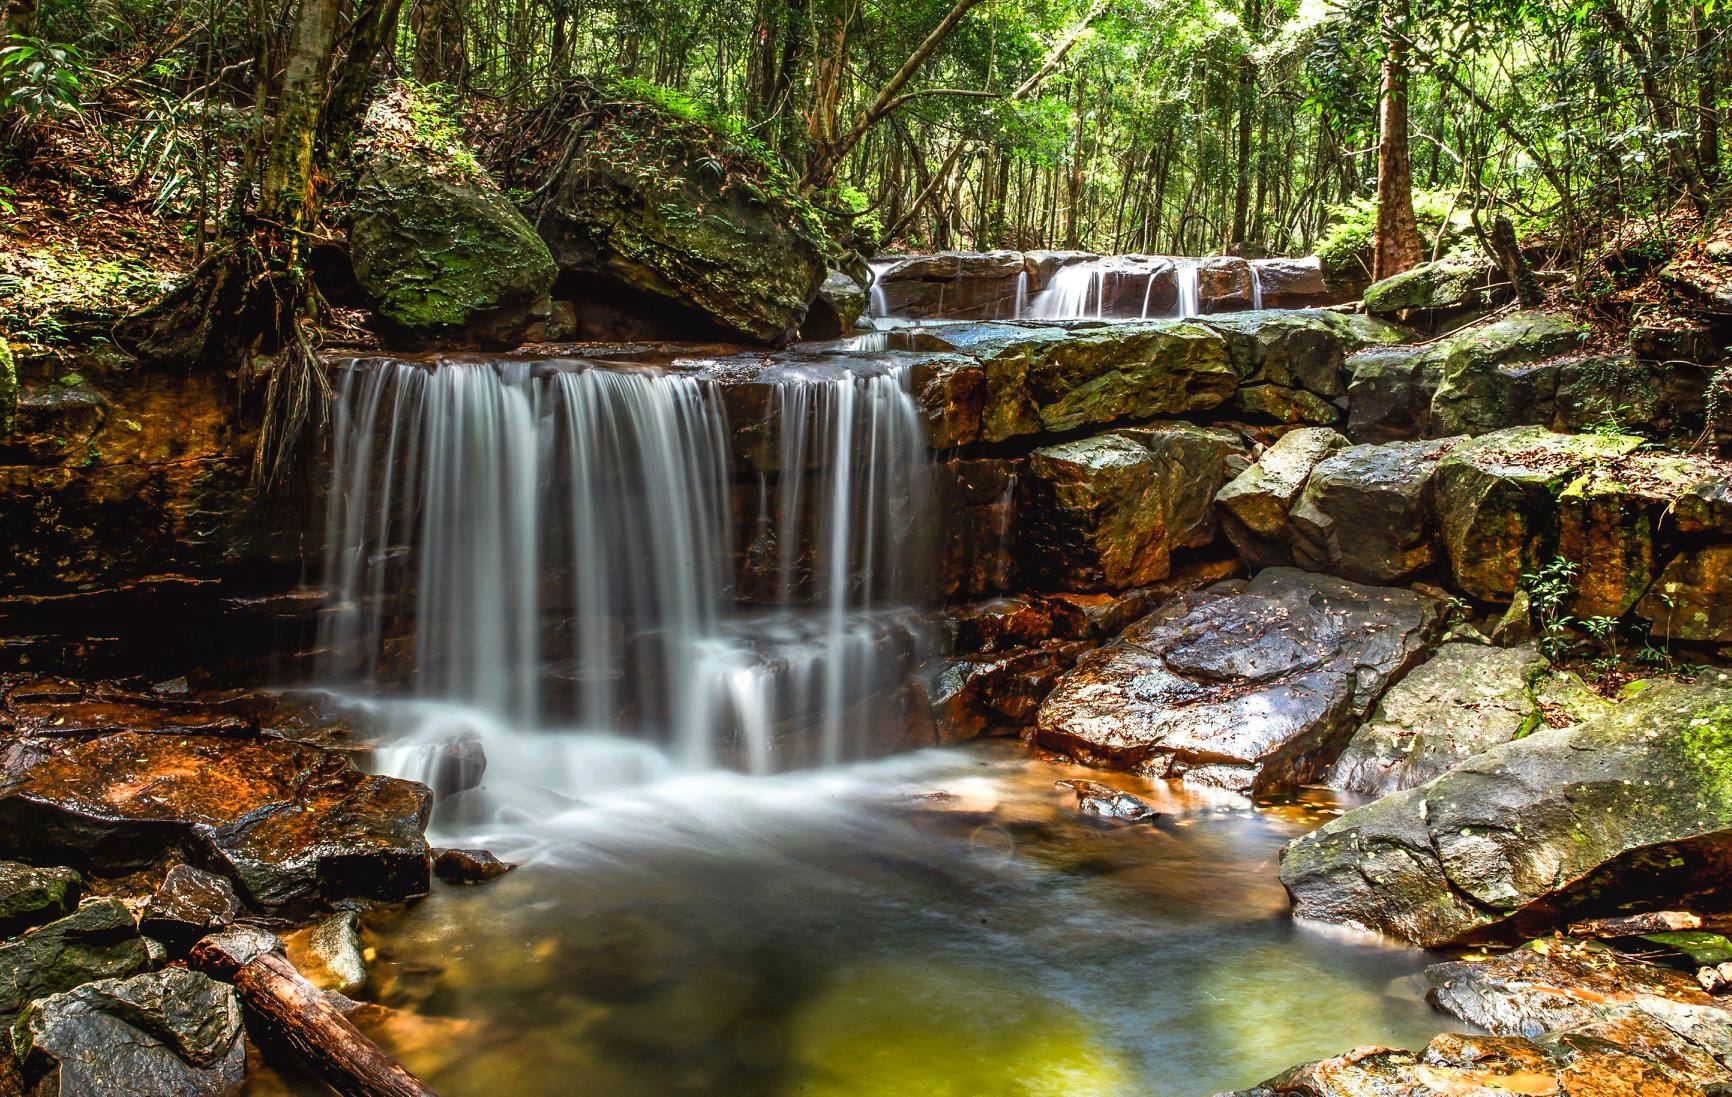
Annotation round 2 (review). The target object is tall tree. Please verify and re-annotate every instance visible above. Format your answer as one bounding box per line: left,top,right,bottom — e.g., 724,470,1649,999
1371,0,1423,280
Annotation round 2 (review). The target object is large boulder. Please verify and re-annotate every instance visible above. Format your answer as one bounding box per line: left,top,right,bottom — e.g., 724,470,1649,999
1203,309,1404,425
1288,437,1455,583
870,251,1029,321
1018,424,1247,591
1362,256,1499,323
13,968,245,1097
1431,426,1644,602
1249,257,1342,309
1328,642,1605,796
1032,569,1441,795
349,85,557,347
1428,311,1588,436
1281,678,1732,947
0,898,157,1021
1555,355,1710,442
536,83,828,343
0,733,432,917
802,270,868,339
1215,427,1349,568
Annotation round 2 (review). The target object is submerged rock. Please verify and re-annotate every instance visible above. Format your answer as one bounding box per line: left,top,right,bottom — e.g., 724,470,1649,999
0,898,158,1022
1033,568,1441,795
13,968,245,1097
1055,779,1158,823
350,84,557,347
1282,678,1732,947
0,861,80,936
0,732,432,917
433,848,515,884
1328,643,1605,796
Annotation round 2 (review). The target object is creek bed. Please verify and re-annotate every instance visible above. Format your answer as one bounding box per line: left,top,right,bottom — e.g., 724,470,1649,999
258,739,1452,1097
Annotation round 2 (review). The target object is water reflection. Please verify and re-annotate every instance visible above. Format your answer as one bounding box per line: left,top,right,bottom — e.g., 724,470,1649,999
280,743,1451,1097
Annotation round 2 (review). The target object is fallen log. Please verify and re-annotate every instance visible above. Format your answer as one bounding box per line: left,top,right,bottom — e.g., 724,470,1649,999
190,927,438,1097
1566,911,1702,939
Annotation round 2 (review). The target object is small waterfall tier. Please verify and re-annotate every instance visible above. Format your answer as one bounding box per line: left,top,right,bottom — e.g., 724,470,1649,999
318,355,934,791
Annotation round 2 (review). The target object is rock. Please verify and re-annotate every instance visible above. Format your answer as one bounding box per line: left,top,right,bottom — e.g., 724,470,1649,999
0,861,80,936
1362,256,1498,321
1345,344,1440,442
1428,311,1588,436
537,83,828,343
1630,322,1720,365
12,968,245,1097
432,848,515,884
1426,938,1732,1087
1281,678,1732,947
932,456,1020,599
0,898,158,1021
1055,779,1158,822
301,911,370,995
1555,355,1710,441
943,596,1054,655
933,320,1237,443
919,642,1090,741
1198,256,1257,312
1033,568,1442,795
140,865,241,949
1233,384,1340,424
1328,643,1606,796
1202,310,1351,398
1215,427,1349,567
349,84,557,347
1639,545,1732,644
0,334,15,436
1660,260,1732,317
803,270,868,339
871,251,1031,321
1018,423,1245,591
428,734,487,801
1432,426,1644,602
0,732,432,917
1250,257,1342,309
1288,438,1455,583
6,697,257,737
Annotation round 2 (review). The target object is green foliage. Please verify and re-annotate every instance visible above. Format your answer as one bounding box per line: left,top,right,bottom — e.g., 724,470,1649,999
1522,556,1580,663
1315,190,1474,274
398,82,483,180
0,37,88,118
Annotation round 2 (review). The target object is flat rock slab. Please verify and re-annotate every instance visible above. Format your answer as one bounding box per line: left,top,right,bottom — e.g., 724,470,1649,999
0,732,432,917
1032,568,1441,796
1282,678,1732,947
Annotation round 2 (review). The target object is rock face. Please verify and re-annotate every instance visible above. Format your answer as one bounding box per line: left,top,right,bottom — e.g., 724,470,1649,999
13,968,245,1097
0,733,432,917
0,861,80,935
0,898,158,1021
803,270,867,339
1033,569,1441,795
1281,678,1732,947
871,251,1030,321
349,85,556,347
1215,427,1348,567
1018,424,1246,591
1432,426,1644,601
1328,643,1604,796
536,85,828,343
1289,439,1453,583
1641,546,1732,643
1203,309,1406,425
1428,311,1588,436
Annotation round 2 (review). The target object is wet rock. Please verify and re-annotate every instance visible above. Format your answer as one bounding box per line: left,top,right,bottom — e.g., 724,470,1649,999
1055,779,1158,823
932,456,1020,600
298,911,370,995
934,320,1237,443
13,968,244,1097
1198,256,1258,312
1232,384,1340,425
1215,427,1349,568
0,732,432,917
537,84,827,343
1288,438,1455,583
911,354,990,449
1432,426,1644,601
350,85,556,347
803,270,868,340
1033,568,1442,795
943,596,1054,655
7,698,257,737
0,898,158,1021
1345,343,1440,442
1428,311,1587,436
1019,424,1245,591
1639,545,1732,644
1427,938,1732,1089
0,861,80,936
871,251,1028,321
1328,642,1606,796
920,641,1091,741
1250,257,1342,309
1362,256,1499,323
428,734,487,801
140,865,241,950
1206,309,1406,426
1281,678,1732,947
433,848,515,884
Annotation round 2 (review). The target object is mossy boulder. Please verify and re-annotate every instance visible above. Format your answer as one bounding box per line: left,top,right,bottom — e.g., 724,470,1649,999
1362,257,1497,319
1428,311,1588,436
0,862,81,936
1431,426,1643,601
1215,426,1349,567
1639,545,1732,644
1281,677,1732,947
0,334,15,435
536,83,828,343
0,898,158,1023
349,86,555,347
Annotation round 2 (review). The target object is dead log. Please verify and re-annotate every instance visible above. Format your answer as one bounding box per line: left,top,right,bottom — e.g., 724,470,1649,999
1489,215,1542,308
190,927,438,1097
1566,911,1702,939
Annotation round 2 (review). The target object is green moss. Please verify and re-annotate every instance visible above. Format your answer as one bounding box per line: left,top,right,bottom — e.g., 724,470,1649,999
0,335,15,435
1680,703,1732,814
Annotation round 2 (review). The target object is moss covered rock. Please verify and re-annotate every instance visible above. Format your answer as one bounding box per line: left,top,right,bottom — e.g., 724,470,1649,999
1215,426,1349,567
1362,257,1496,318
1428,311,1587,436
350,85,556,347
1638,545,1732,644
0,334,15,436
1281,677,1732,947
537,83,828,343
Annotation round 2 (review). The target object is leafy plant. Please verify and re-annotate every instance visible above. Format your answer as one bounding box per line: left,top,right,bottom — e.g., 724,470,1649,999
0,38,89,118
1521,556,1580,662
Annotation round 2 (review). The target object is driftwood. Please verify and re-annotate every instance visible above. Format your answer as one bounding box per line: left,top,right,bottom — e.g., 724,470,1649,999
190,927,438,1097
1567,911,1703,939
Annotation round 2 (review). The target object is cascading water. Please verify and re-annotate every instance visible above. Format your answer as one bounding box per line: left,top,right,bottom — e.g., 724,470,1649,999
1174,259,1202,319
1248,260,1264,310
1028,256,1206,321
319,356,933,817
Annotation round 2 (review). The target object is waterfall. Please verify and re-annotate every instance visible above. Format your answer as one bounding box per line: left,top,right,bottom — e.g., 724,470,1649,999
1029,263,1104,320
1248,261,1264,311
866,261,893,324
1174,260,1201,319
319,357,933,796
1010,270,1029,320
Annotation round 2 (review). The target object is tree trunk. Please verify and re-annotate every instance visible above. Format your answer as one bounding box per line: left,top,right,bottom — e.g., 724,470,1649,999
2,0,33,40
1371,0,1424,281
1230,0,1258,245
412,0,467,86
323,0,404,157
1696,3,1719,182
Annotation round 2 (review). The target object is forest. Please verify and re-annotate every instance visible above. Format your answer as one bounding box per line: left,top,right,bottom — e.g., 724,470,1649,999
2,0,1732,1095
